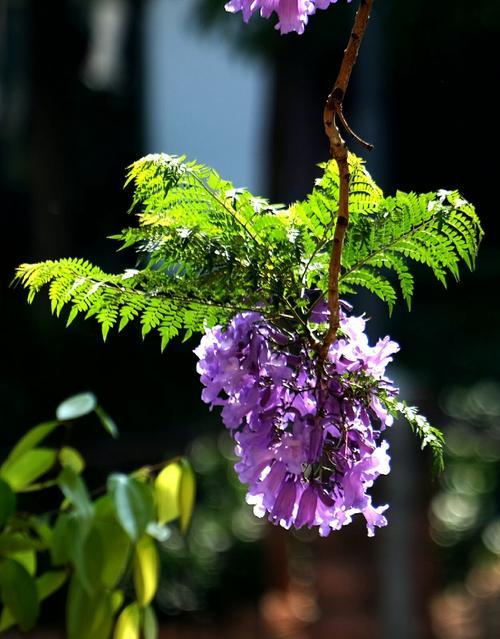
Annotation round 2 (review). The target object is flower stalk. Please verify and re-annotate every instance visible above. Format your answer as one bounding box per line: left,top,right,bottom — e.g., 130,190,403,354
320,0,374,361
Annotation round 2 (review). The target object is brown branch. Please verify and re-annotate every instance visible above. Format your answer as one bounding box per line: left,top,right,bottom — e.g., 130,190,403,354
319,0,374,362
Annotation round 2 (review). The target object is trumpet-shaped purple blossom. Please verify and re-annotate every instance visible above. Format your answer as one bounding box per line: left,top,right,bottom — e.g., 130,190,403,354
195,307,399,536
224,0,350,35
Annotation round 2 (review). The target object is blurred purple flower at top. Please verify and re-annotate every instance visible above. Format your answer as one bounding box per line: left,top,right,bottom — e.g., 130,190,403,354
225,0,350,35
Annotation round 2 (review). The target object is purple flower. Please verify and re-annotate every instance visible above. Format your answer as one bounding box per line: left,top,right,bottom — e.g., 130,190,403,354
224,0,350,35
195,306,399,536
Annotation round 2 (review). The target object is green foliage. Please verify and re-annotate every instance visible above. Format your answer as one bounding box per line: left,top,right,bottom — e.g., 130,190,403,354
385,398,446,472
15,153,482,349
13,153,481,467
0,395,196,637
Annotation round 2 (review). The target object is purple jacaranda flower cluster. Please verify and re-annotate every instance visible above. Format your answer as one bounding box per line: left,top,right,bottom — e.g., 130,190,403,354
225,0,351,35
194,307,399,536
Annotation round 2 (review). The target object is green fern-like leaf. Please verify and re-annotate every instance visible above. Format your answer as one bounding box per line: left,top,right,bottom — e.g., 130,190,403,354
392,400,445,472
15,153,482,350
339,188,483,309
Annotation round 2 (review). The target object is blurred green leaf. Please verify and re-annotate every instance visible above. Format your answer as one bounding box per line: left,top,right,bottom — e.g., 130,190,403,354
9,548,36,576
155,461,181,525
93,519,131,589
51,512,88,566
0,448,57,491
142,605,158,639
0,558,39,631
179,458,196,534
3,421,60,467
0,533,44,554
110,590,124,614
37,570,67,599
114,603,140,639
58,467,93,520
67,575,114,639
94,494,115,520
56,392,97,421
133,535,159,606
95,405,119,439
0,570,66,632
108,474,154,542
0,479,16,526
59,446,86,473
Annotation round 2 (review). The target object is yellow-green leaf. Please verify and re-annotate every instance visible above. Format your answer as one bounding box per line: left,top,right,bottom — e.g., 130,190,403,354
114,603,140,639
133,535,159,606
179,458,196,534
9,549,36,576
3,422,60,467
0,448,57,491
154,462,182,525
59,447,86,473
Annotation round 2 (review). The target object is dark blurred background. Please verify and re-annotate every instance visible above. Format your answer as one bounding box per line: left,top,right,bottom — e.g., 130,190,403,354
1,0,499,637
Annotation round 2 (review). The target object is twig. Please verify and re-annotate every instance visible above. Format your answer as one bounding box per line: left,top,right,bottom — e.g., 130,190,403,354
319,0,374,362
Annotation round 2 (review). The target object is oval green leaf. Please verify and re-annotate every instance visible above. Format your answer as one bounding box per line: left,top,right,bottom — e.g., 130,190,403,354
108,474,154,542
2,421,60,468
142,605,158,639
0,448,57,491
58,467,93,520
0,558,39,631
93,519,131,589
0,570,66,632
59,446,86,473
56,392,97,421
67,576,114,639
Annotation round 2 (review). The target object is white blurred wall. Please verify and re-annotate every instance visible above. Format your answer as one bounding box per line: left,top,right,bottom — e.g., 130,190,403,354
143,0,271,194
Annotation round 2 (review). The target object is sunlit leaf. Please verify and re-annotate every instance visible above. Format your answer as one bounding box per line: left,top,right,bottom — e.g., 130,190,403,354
114,603,140,639
133,535,159,606
0,448,57,491
59,446,86,473
154,461,182,525
3,421,60,467
56,392,97,421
